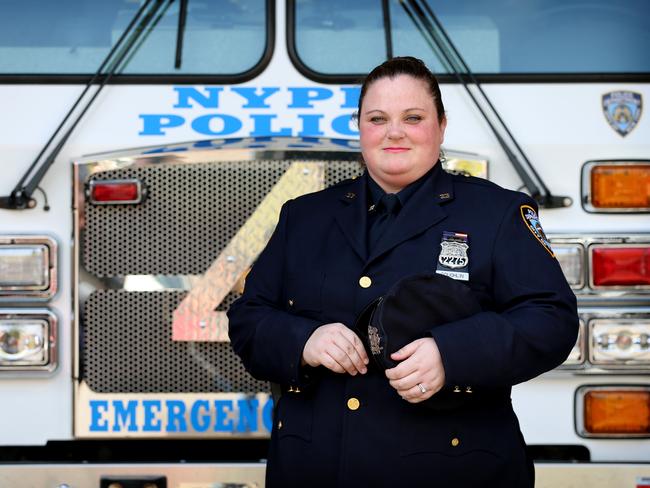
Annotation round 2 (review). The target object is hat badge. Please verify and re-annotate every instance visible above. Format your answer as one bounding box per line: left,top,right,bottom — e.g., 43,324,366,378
368,325,383,355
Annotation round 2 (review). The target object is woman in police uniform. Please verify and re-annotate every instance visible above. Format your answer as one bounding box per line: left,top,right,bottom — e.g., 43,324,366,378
228,57,578,487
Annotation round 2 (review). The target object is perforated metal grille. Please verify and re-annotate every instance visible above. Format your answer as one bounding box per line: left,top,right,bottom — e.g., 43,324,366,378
82,290,268,393
80,157,361,393
84,160,362,277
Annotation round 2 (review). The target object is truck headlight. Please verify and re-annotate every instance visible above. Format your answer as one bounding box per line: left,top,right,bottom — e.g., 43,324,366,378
590,318,650,367
0,311,57,371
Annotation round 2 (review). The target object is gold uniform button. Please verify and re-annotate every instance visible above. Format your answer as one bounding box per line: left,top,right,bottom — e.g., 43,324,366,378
451,437,460,447
359,276,372,288
347,397,360,411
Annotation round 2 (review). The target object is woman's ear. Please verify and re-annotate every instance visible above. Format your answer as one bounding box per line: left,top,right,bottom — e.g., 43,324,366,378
439,116,447,144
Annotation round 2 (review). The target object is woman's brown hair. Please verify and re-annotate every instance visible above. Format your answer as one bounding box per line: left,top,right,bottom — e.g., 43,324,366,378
355,56,446,123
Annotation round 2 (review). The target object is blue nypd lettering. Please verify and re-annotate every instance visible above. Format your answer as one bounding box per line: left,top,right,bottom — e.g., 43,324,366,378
139,86,360,138
89,397,274,434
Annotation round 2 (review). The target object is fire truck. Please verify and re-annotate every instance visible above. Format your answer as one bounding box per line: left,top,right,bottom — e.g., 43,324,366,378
0,1,649,486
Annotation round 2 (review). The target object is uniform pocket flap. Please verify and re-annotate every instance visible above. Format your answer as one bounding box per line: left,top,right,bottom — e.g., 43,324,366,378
276,395,313,442
400,404,517,459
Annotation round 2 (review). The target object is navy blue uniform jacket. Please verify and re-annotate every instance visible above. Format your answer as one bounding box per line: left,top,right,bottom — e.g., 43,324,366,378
228,165,578,487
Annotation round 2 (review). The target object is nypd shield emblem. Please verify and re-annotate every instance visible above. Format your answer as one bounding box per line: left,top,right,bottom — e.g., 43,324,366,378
602,91,643,137
439,240,469,269
520,205,555,258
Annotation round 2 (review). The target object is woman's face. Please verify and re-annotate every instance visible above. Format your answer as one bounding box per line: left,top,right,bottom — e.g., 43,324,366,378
359,75,446,193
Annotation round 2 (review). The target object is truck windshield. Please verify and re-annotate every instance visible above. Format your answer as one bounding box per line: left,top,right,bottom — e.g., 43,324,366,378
0,0,268,75
292,0,650,76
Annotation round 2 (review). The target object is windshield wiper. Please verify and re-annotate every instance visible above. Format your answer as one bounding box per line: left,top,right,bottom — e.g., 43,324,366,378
0,0,169,211
175,0,189,69
401,0,571,208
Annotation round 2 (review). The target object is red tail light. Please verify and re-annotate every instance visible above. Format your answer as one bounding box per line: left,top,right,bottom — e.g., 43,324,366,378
592,246,650,286
89,180,143,204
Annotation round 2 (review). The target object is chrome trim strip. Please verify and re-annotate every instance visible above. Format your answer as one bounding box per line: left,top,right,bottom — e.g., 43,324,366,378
72,160,84,381
2,463,650,486
88,178,145,205
581,160,650,213
0,235,58,300
575,384,650,438
0,308,57,373
0,463,266,486
73,135,482,173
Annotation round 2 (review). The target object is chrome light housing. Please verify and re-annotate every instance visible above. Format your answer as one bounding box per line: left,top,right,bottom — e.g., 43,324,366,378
590,318,650,368
575,385,650,438
551,242,585,289
0,236,57,300
559,319,586,368
0,310,57,372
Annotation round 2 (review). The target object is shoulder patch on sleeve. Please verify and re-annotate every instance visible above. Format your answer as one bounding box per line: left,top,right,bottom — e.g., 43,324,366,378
520,205,555,258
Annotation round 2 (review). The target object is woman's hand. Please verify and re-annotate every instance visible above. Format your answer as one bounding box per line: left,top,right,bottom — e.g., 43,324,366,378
302,323,369,375
385,337,445,403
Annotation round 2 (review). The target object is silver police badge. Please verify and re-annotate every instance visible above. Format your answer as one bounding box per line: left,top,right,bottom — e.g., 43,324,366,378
439,240,469,269
602,91,643,137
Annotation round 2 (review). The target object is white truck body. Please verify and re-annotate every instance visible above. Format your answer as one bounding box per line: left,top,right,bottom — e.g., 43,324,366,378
0,1,648,486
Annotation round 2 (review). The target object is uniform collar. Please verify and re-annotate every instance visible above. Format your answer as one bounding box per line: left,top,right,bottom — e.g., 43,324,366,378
366,162,454,208
431,162,455,205
335,163,455,265
366,165,433,211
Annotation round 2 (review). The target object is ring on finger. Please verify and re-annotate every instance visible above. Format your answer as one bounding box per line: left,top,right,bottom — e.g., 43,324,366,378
417,383,427,394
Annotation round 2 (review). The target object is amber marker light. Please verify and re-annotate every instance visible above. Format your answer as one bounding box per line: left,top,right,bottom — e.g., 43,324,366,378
585,161,650,212
581,388,650,436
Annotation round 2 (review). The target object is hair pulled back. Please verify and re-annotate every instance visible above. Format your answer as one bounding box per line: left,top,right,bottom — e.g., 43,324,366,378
356,56,445,123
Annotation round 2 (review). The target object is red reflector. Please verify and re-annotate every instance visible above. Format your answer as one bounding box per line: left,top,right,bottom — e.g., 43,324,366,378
592,247,650,286
90,181,140,203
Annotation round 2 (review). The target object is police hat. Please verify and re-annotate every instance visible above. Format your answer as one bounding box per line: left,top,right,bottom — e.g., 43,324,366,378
354,272,482,409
